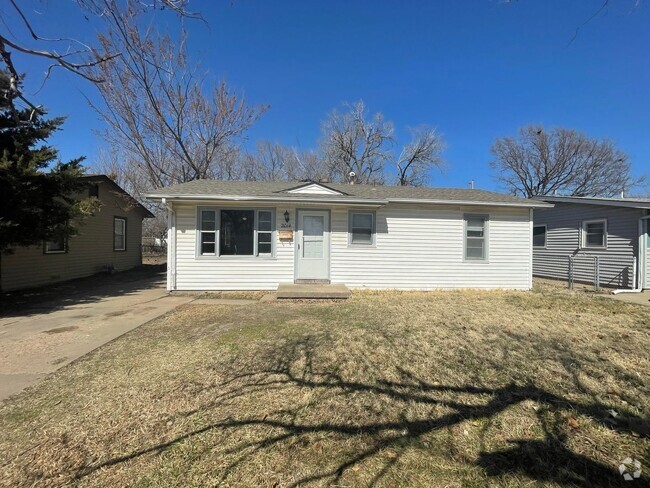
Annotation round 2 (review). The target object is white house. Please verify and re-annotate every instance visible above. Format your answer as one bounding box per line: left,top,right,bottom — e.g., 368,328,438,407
145,180,550,291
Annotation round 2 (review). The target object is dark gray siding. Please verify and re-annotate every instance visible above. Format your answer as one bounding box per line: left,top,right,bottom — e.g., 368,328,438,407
533,203,643,288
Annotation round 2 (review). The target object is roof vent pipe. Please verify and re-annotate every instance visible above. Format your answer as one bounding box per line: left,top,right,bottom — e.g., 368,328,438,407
469,180,474,190
621,191,625,199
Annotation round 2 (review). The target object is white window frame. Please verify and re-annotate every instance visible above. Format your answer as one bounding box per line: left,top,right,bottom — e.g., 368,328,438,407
196,207,276,258
533,224,547,248
113,217,127,252
44,236,67,254
348,210,376,246
581,219,607,249
463,213,489,262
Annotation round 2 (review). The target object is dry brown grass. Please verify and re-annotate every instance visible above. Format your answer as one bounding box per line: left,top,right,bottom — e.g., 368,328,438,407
1,282,649,487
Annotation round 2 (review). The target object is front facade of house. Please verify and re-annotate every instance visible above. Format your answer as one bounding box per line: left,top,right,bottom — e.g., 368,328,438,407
147,180,548,291
532,196,650,290
1,175,153,292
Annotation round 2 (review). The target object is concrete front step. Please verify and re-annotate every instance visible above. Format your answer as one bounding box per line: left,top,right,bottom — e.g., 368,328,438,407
276,283,351,299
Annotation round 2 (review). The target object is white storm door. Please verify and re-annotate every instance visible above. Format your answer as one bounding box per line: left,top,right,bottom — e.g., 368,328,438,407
295,210,330,281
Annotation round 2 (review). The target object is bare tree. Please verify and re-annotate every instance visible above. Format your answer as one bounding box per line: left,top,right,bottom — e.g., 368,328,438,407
490,125,641,198
242,141,328,182
396,127,445,186
320,101,394,184
88,19,267,194
0,0,200,113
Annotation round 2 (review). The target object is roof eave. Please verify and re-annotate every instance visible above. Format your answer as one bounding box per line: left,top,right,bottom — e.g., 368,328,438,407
144,193,551,208
144,194,388,206
534,196,650,209
386,198,553,208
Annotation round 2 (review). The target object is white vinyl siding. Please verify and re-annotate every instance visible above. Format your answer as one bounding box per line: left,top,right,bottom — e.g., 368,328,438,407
331,205,530,290
175,204,291,290
172,202,532,291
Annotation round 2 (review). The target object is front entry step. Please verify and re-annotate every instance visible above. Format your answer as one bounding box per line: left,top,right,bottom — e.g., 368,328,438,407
276,283,351,299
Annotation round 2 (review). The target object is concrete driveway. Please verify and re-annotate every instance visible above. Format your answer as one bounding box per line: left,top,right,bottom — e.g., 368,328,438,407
0,273,193,401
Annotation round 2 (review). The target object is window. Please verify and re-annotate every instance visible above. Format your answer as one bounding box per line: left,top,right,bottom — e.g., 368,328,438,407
199,210,217,255
533,225,547,248
349,211,375,245
198,208,275,257
257,210,273,255
88,184,99,198
582,219,607,248
45,236,66,254
220,209,255,255
114,217,126,251
464,214,488,260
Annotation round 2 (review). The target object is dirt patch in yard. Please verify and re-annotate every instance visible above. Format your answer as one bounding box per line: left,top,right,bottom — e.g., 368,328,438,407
0,283,648,487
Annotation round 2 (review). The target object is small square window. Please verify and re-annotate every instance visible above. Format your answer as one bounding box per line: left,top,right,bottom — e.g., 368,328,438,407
582,220,606,249
45,236,66,254
349,211,375,245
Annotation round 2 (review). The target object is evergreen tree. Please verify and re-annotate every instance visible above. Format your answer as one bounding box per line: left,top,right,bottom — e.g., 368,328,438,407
0,72,93,253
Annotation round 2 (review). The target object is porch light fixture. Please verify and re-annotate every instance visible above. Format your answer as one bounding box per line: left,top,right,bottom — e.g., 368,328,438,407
284,210,290,223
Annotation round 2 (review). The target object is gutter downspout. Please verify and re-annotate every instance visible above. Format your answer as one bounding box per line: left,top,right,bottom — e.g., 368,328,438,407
612,217,645,294
162,198,177,292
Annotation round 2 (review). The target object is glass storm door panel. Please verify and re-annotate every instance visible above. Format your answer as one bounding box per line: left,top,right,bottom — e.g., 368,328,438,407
295,210,330,281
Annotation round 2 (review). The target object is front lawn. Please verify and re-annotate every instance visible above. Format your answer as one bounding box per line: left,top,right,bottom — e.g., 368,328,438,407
1,284,649,487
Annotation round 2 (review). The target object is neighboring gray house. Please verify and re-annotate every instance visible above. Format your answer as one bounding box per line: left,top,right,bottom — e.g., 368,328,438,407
145,180,549,291
1,175,153,292
532,196,650,290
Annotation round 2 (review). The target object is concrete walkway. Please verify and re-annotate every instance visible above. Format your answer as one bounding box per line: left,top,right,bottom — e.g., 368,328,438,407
0,275,193,402
603,290,650,307
277,283,351,299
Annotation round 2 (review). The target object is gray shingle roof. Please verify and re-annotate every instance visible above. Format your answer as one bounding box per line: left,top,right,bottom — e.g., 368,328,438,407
535,195,650,209
145,180,550,208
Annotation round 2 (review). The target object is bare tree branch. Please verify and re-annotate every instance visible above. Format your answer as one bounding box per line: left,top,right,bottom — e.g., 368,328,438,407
490,125,642,198
396,127,445,186
320,101,394,184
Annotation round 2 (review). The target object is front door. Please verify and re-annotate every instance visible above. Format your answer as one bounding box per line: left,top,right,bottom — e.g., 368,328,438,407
295,210,330,282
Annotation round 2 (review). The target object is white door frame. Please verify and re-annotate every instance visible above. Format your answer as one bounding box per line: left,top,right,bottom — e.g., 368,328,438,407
294,209,331,282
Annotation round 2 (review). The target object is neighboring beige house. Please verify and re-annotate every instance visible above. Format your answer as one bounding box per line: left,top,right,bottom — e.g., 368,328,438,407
145,180,550,291
1,175,153,292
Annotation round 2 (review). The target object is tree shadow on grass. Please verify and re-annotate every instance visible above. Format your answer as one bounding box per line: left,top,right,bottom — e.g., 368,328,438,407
68,332,649,487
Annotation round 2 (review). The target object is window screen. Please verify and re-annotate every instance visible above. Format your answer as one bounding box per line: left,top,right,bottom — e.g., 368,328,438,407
465,215,487,260
350,212,374,244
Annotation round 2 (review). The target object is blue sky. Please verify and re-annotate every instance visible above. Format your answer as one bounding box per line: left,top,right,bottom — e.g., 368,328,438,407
10,0,650,192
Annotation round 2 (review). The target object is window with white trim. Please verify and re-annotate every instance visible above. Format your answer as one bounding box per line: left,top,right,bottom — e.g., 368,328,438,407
199,210,217,255
45,236,66,254
464,214,488,260
349,211,375,245
582,219,607,248
198,208,275,257
113,217,126,251
533,225,547,248
257,210,273,255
